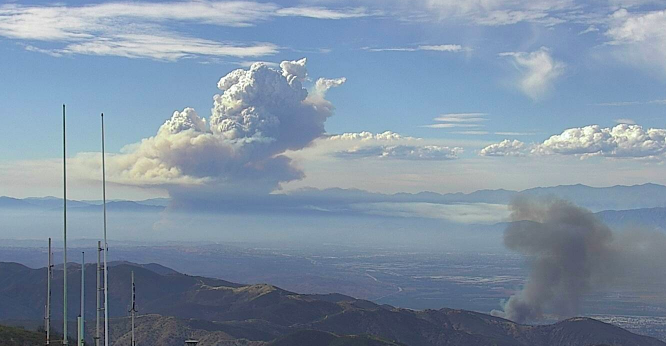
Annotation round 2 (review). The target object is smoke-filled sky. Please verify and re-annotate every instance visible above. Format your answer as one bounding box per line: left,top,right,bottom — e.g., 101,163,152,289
1,0,666,200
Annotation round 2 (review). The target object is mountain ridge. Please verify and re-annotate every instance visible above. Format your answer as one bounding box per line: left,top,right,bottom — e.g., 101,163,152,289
4,183,666,214
0,261,663,346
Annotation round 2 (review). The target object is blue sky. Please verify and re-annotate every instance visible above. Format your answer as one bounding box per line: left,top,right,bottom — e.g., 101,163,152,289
1,0,666,200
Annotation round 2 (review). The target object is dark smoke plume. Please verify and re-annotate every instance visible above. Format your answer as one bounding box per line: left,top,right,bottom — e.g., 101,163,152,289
491,196,618,323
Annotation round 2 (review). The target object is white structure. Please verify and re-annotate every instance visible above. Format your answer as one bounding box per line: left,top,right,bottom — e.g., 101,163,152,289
79,252,85,346
45,238,53,345
62,104,69,346
130,271,137,346
101,113,110,346
96,241,103,346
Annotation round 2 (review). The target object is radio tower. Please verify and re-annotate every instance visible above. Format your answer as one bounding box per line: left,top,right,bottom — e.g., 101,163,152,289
95,241,103,346
62,104,69,346
101,113,110,346
129,271,137,346
45,238,53,346
78,252,85,346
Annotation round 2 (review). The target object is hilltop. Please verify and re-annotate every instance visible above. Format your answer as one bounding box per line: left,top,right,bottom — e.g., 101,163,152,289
0,262,663,346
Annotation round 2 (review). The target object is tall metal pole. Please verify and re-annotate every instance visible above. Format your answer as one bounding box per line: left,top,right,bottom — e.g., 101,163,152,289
80,252,85,346
46,238,53,346
63,104,69,346
101,113,110,346
130,271,136,346
96,241,101,346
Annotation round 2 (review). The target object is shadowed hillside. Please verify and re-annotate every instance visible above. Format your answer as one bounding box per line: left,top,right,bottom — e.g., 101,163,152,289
2,262,664,346
268,330,406,346
0,325,44,346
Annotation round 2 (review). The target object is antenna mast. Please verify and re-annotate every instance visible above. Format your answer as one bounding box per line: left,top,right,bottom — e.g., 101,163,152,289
45,238,53,346
101,113,110,346
130,271,137,346
96,241,102,346
79,252,85,346
63,104,69,346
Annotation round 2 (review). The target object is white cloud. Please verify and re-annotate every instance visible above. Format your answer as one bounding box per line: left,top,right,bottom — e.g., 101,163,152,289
422,113,489,129
480,139,529,157
615,118,636,124
275,6,371,19
391,0,576,26
61,34,278,61
500,47,565,100
605,9,666,74
318,131,469,161
337,145,463,160
481,124,666,159
419,44,465,52
434,113,488,122
0,2,368,60
327,131,407,141
534,124,666,157
579,25,599,35
364,44,466,52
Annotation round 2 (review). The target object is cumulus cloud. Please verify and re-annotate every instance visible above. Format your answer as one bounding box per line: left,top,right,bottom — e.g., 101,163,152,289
480,139,529,157
98,58,344,194
605,9,666,74
336,145,462,160
500,47,565,100
0,2,368,60
327,131,407,141
534,124,666,157
481,124,666,159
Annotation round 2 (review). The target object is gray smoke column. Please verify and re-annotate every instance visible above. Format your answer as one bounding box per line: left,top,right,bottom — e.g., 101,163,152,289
491,196,617,323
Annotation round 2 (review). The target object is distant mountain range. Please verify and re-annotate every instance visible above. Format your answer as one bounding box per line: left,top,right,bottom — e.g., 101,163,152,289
3,184,666,229
5,183,666,213
0,261,663,346
287,183,666,212
0,196,167,212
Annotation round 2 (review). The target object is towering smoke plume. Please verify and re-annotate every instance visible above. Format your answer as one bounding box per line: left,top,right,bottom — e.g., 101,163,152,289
492,197,617,323
97,58,345,196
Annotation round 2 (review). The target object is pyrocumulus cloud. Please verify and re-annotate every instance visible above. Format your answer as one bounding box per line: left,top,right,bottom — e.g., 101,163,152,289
102,58,345,195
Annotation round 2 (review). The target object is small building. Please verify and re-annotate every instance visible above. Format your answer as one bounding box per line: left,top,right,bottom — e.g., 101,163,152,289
185,340,199,346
